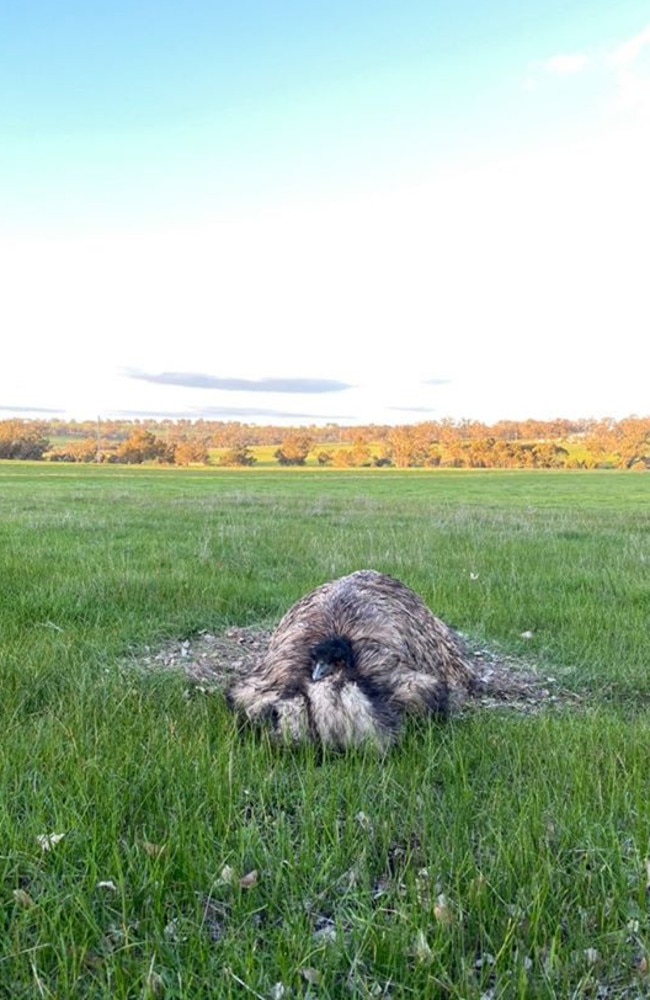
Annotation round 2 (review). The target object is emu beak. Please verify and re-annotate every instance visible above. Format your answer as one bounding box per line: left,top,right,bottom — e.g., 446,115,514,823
312,660,333,681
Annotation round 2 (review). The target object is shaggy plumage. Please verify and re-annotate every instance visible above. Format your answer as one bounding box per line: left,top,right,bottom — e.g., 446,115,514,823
226,569,476,749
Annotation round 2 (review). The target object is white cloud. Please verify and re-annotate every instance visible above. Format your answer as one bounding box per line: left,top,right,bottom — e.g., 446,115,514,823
606,23,650,118
530,23,650,121
541,53,589,76
608,23,650,68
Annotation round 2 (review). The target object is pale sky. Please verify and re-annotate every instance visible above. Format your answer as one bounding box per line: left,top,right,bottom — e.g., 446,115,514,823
1,1,648,426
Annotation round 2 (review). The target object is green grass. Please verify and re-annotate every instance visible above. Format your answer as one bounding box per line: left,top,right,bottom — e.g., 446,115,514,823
0,463,649,997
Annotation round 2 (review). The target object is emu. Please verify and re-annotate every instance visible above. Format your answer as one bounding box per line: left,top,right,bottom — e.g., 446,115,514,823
226,569,475,749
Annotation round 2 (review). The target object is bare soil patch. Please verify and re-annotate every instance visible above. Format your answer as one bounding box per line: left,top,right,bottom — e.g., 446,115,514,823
136,626,572,715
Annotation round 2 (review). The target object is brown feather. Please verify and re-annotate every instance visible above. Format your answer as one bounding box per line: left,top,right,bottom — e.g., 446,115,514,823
226,569,475,749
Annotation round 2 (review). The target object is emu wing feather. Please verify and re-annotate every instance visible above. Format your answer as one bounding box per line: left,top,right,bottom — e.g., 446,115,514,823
226,570,475,747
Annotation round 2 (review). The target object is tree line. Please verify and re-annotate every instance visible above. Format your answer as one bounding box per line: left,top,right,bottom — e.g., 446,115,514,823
0,416,648,469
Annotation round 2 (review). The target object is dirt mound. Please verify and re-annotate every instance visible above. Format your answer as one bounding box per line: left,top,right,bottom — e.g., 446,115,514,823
137,626,568,715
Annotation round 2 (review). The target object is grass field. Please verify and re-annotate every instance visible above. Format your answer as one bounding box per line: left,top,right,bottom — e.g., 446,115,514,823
0,463,648,998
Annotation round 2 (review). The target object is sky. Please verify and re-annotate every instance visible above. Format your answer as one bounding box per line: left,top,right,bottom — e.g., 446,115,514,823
1,1,649,427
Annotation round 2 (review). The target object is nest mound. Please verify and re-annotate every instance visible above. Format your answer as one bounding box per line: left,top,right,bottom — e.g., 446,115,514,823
137,626,568,716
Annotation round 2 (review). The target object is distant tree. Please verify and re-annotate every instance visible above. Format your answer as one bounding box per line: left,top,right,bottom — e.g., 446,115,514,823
440,440,467,467
349,437,372,467
465,438,493,468
511,443,536,468
530,442,569,468
331,447,355,468
386,426,430,467
491,420,522,442
274,432,313,466
583,419,616,466
0,420,50,460
174,439,210,466
11,413,650,471
424,447,442,467
114,428,174,465
220,445,257,467
613,417,650,469
48,438,103,463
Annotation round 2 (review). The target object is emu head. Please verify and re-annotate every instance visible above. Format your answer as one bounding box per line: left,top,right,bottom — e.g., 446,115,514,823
309,636,355,682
